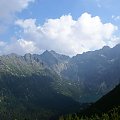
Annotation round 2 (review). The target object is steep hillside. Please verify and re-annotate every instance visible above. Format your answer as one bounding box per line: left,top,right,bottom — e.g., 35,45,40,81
0,54,80,120
87,84,120,114
58,84,120,120
61,44,120,102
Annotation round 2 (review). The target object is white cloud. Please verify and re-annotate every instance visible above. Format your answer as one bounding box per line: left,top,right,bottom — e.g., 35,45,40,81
0,0,35,54
18,39,39,53
0,0,34,34
0,39,39,55
1,13,119,56
0,0,34,21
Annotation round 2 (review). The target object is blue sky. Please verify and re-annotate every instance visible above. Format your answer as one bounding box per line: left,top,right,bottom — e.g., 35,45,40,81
17,0,120,24
0,0,120,56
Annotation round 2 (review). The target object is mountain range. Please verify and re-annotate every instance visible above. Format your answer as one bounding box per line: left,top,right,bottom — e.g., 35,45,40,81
0,44,120,119
0,53,80,120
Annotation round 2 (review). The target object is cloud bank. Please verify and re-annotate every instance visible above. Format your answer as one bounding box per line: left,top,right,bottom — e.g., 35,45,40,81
0,13,119,56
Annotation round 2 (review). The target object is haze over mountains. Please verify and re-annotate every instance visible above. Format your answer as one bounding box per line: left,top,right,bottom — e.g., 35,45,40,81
0,44,120,119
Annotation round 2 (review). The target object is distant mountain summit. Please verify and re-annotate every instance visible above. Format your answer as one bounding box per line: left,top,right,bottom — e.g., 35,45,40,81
39,50,70,66
0,44,120,104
